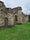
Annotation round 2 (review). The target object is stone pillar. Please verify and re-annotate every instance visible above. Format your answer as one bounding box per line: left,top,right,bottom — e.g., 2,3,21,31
17,10,22,24
8,13,15,27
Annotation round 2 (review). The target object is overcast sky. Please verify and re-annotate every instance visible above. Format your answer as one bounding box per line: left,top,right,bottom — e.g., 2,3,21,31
0,0,30,15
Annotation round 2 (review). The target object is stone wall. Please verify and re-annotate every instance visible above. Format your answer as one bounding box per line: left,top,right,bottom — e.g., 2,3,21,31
7,8,15,26
17,10,22,24
8,13,14,26
22,12,29,23
0,1,29,27
0,12,5,27
0,1,6,27
13,7,23,24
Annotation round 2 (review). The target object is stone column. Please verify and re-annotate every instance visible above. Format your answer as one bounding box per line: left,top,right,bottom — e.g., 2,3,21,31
8,13,15,27
17,10,22,24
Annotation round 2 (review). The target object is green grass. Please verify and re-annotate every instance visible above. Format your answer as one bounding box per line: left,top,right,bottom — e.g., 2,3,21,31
0,23,30,40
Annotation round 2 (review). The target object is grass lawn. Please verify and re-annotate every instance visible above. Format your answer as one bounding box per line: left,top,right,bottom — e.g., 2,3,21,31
0,23,30,40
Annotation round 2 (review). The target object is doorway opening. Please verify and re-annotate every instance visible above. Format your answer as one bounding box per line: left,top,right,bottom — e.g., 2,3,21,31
4,17,8,26
29,15,30,22
15,15,17,21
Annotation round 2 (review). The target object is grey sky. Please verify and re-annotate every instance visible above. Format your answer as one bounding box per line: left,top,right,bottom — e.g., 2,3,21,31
0,0,30,14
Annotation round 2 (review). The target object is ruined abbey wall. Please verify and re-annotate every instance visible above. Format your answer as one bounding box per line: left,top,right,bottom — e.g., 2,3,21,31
0,1,29,27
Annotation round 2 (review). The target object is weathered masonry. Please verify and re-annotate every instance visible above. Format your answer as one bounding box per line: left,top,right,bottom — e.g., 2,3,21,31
0,1,29,27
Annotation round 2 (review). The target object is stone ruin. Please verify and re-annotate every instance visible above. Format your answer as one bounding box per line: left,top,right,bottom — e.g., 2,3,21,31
0,1,29,28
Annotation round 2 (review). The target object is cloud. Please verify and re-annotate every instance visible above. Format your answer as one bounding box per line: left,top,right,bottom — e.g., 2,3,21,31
0,0,30,14
0,0,20,8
